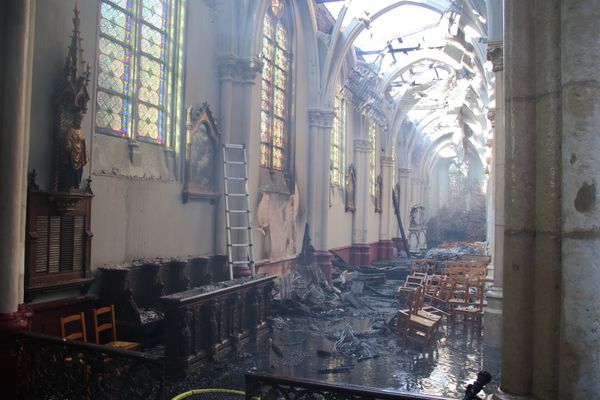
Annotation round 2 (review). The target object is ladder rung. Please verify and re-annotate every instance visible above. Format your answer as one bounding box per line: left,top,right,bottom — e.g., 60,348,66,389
228,210,249,213
224,144,245,149
226,193,248,197
225,177,247,181
225,161,246,165
229,243,249,247
231,261,249,265
228,226,251,230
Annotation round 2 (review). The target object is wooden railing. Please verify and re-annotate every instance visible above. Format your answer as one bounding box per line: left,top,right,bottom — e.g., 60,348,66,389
15,331,165,400
160,275,276,375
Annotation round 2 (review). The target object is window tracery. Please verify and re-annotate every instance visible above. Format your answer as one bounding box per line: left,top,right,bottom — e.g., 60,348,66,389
260,0,291,171
330,84,346,187
96,0,184,146
369,121,377,197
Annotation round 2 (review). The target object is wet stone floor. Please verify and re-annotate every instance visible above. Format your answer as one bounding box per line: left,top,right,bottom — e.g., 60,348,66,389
164,279,501,399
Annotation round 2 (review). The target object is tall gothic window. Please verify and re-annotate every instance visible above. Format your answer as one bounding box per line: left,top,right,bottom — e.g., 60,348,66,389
369,121,377,197
260,0,291,171
449,162,467,200
330,84,345,187
95,0,185,146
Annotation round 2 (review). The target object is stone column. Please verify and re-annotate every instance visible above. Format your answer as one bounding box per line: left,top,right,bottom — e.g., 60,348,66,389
350,137,371,265
378,156,395,259
0,0,35,395
216,54,238,258
531,0,562,397
307,109,335,280
499,0,535,397
237,57,263,278
560,0,600,397
485,43,504,348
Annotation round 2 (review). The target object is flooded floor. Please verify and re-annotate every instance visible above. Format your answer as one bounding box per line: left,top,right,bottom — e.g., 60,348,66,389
164,279,501,399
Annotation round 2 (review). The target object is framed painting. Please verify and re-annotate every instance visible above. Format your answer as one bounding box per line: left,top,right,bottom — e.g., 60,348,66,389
182,103,220,203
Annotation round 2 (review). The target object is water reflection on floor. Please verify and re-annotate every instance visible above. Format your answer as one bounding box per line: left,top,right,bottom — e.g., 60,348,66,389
165,280,501,399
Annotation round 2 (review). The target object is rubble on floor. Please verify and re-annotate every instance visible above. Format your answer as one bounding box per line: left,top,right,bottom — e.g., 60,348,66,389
424,241,487,261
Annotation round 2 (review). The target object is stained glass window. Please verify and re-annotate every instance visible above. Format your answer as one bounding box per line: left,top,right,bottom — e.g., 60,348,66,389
369,121,377,197
330,84,346,187
260,0,291,171
96,0,184,146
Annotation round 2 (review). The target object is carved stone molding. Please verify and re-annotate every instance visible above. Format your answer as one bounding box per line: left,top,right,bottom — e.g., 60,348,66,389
397,167,411,176
487,41,503,72
353,138,371,153
239,57,263,84
308,109,335,129
217,54,239,82
380,156,395,167
487,108,496,130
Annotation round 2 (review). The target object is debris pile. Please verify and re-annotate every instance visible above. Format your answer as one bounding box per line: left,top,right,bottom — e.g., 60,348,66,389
424,241,487,261
332,325,381,361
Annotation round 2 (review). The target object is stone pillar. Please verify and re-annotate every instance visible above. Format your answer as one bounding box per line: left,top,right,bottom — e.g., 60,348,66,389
0,0,35,395
216,54,238,257
531,1,562,397
378,156,395,260
307,109,335,280
351,137,371,266
560,0,600,397
484,42,504,348
500,0,536,397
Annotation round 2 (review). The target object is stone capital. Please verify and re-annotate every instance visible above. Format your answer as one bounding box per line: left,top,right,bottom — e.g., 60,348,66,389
353,138,371,153
239,57,263,84
380,156,395,167
217,54,239,82
487,41,503,72
308,108,335,129
397,167,411,176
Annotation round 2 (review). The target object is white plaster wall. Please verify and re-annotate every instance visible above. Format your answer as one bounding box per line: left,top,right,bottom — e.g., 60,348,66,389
28,0,221,270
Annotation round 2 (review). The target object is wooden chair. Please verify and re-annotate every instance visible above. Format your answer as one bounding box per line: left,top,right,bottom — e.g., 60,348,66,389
60,312,87,342
396,287,441,351
92,305,141,351
451,280,486,331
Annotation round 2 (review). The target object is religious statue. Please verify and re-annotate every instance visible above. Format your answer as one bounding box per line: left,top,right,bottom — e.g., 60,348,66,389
345,164,356,212
61,110,88,190
375,174,383,213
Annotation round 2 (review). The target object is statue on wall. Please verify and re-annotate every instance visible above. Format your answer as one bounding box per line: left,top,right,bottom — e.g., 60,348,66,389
345,164,356,212
375,174,383,213
61,109,89,190
54,4,91,191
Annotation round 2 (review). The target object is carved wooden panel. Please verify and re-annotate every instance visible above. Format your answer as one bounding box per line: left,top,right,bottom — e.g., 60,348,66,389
25,189,94,300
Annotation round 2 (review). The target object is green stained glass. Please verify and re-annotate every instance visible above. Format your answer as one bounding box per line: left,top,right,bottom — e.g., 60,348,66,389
262,38,273,60
261,113,271,142
262,59,273,79
273,147,284,170
276,23,287,50
110,0,129,8
142,0,165,28
260,144,271,167
260,3,290,171
273,118,284,146
96,91,126,135
137,103,161,141
275,48,287,70
141,24,164,59
274,67,285,88
100,3,128,42
138,56,162,104
98,54,126,92
263,13,273,38
99,37,126,61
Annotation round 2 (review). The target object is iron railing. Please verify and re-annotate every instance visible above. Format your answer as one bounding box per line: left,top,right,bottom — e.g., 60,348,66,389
15,331,165,400
245,372,454,400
